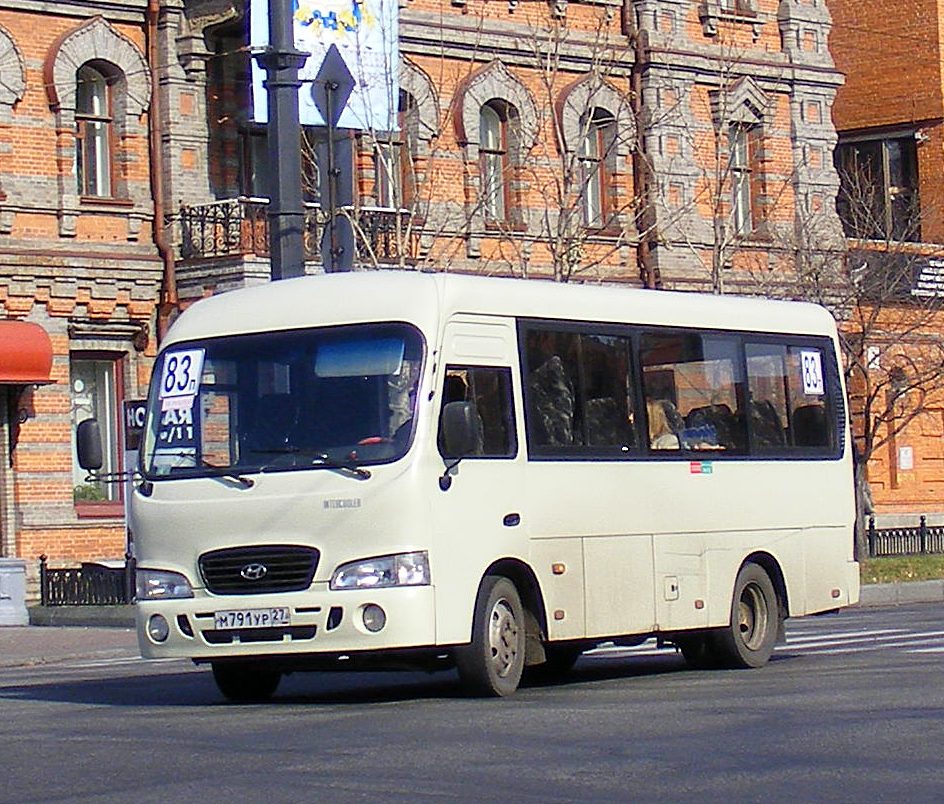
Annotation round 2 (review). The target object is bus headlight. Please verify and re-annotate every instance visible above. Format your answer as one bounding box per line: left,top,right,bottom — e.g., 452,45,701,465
330,551,430,590
136,569,194,600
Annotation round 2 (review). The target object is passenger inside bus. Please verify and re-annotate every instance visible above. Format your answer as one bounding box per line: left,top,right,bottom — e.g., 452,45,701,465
647,399,681,450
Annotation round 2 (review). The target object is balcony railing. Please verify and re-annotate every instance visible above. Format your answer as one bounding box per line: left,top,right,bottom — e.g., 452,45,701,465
178,197,416,266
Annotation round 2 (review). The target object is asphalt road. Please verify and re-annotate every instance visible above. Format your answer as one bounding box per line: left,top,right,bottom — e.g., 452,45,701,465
1,603,942,802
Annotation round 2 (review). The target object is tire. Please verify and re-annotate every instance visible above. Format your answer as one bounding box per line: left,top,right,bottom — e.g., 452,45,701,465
710,562,779,669
676,634,719,670
212,662,281,703
455,576,526,697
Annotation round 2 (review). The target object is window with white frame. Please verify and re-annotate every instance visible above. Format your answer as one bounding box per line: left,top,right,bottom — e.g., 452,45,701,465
75,64,113,198
375,92,417,210
479,102,509,222
729,123,754,236
70,355,122,505
242,127,321,202
579,110,616,229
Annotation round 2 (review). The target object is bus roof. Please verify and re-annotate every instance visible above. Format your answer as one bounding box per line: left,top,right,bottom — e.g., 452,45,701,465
163,271,838,347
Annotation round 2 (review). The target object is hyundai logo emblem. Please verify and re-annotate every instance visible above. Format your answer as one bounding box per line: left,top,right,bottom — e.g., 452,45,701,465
240,562,268,581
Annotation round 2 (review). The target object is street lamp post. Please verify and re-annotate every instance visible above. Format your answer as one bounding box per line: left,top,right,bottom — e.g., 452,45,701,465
254,0,308,280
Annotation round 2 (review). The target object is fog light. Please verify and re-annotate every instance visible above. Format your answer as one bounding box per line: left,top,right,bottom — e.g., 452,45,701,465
362,604,386,633
147,614,170,643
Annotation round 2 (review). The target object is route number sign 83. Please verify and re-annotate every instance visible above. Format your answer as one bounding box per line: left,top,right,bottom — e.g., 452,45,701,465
800,350,824,396
159,349,205,400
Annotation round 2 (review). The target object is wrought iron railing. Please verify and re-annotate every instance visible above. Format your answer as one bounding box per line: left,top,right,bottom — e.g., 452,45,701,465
867,515,944,557
39,553,135,606
178,198,416,266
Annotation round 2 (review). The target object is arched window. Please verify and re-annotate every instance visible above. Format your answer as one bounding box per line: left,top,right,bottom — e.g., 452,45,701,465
579,110,616,229
75,64,113,198
479,102,508,222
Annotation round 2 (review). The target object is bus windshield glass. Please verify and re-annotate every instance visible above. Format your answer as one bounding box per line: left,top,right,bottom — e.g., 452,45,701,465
141,322,424,479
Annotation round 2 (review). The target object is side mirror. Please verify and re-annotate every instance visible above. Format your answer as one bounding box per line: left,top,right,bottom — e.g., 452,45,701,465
76,419,104,471
440,401,482,458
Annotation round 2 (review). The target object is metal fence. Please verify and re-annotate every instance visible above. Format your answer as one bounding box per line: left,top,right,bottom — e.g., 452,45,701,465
39,553,135,606
867,516,944,558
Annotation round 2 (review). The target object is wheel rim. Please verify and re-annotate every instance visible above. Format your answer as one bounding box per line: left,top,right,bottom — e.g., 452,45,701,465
487,597,520,678
737,582,769,651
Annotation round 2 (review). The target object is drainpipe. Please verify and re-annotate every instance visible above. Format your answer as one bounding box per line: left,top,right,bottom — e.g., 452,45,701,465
628,6,658,289
147,0,178,340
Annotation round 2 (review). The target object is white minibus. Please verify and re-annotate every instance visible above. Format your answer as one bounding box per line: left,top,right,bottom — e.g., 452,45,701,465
108,271,859,699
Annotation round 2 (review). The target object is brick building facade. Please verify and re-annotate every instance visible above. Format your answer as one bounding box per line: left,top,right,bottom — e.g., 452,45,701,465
168,0,842,298
831,0,944,524
0,0,162,575
1,0,847,575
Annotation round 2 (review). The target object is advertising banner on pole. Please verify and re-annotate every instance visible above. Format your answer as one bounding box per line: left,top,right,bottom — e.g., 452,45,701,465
250,0,399,132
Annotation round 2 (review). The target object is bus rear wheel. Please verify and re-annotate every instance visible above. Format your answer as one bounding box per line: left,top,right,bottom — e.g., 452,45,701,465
712,562,779,669
212,662,281,703
455,576,525,696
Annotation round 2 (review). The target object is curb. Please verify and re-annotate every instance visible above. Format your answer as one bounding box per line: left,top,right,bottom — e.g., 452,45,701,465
28,605,135,628
857,580,944,607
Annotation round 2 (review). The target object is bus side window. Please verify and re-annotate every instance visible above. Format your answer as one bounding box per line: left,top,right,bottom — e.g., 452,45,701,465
438,367,516,458
525,330,579,447
523,328,636,455
785,346,832,449
746,343,790,451
640,331,746,453
745,342,834,453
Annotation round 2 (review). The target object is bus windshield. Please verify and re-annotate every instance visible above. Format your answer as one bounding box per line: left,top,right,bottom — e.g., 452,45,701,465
141,322,424,479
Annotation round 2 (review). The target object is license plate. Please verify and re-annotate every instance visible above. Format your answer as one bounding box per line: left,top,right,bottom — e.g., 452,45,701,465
214,607,290,630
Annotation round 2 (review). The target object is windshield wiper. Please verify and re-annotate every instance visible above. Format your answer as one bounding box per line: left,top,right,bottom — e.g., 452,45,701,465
311,453,371,480
143,452,254,488
251,447,371,480
199,458,254,488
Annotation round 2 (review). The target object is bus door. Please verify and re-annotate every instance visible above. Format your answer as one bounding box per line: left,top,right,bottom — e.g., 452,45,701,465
429,316,526,645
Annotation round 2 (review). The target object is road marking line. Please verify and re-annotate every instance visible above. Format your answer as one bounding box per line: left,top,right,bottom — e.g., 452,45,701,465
779,635,944,655
783,628,907,645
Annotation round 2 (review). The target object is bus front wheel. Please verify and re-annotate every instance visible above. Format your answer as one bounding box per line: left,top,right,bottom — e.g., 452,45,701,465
212,662,281,703
455,576,526,696
713,562,779,669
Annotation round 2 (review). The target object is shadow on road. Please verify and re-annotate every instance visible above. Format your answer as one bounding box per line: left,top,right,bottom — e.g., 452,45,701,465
0,652,711,708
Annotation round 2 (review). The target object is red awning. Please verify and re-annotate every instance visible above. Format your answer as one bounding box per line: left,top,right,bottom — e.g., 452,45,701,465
0,320,54,384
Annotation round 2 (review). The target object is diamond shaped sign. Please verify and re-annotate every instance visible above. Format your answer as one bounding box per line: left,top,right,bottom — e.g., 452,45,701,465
311,45,355,128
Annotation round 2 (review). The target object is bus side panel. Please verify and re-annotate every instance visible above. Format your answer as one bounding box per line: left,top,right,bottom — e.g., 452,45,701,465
652,534,710,631
701,530,805,627
803,525,859,612
530,538,586,640
583,535,656,638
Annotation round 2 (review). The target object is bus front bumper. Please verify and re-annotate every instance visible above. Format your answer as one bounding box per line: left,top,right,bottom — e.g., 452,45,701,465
135,585,438,661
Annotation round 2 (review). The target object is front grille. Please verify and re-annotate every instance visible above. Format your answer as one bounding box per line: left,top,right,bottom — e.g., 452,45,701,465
199,545,319,595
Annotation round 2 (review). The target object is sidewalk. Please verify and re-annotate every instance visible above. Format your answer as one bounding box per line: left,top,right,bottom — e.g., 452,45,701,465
0,623,138,669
